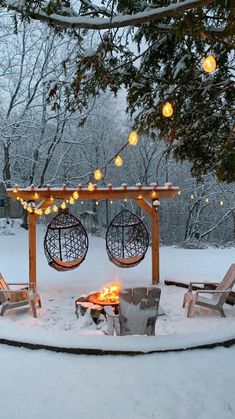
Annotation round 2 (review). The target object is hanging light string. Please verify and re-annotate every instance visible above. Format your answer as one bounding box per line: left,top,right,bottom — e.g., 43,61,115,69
15,131,139,214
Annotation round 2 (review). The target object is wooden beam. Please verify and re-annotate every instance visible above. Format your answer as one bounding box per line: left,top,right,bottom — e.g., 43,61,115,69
134,198,152,217
28,213,38,287
7,185,179,202
152,205,160,284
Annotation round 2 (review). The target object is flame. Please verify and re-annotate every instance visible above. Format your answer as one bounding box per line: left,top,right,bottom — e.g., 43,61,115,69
97,282,121,304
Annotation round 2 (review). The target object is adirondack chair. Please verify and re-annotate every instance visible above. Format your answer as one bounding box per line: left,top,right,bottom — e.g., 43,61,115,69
183,264,235,318
104,287,161,336
0,273,41,317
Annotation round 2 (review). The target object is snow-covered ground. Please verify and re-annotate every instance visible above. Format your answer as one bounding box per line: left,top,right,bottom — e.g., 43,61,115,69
1,221,235,419
0,220,234,350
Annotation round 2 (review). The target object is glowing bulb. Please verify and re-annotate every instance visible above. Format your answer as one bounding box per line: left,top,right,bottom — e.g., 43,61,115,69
162,102,173,117
23,202,27,209
61,202,66,209
81,201,84,205
95,201,99,206
124,198,128,202
220,200,224,206
27,207,33,213
110,200,113,205
128,131,138,145
114,155,123,167
44,207,51,215
202,55,216,73
13,186,18,193
73,191,79,200
50,196,54,202
53,205,58,212
191,194,194,199
69,197,75,205
205,198,209,203
178,191,181,196
34,192,39,199
151,191,157,198
87,182,95,191
66,199,69,203
94,169,102,181
17,196,20,200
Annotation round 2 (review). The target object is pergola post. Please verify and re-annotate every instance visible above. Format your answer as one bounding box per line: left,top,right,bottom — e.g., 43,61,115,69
28,213,37,287
151,203,160,284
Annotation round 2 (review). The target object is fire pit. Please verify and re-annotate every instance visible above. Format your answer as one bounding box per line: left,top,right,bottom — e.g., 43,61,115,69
75,283,121,322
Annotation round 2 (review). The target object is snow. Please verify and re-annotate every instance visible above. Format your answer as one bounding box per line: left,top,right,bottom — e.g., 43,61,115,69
0,221,235,418
0,221,235,352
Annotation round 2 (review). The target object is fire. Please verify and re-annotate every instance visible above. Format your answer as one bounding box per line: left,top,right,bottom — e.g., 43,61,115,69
98,282,121,304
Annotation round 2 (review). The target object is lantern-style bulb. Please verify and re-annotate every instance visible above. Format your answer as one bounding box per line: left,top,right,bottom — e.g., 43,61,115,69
61,202,66,210
162,102,173,117
45,207,51,215
128,131,138,145
114,155,123,167
69,197,75,205
94,169,102,181
73,191,79,200
88,182,95,192
202,55,216,73
53,205,58,212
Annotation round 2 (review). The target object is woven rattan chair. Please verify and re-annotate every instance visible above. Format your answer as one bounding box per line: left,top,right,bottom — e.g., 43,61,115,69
104,287,161,335
0,273,41,317
183,264,235,318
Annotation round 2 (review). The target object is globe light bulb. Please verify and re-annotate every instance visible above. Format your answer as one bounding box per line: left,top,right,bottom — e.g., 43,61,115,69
69,197,75,205
162,102,173,117
94,169,102,181
128,131,138,145
114,155,123,167
53,205,58,212
61,202,66,210
88,182,95,191
202,55,216,73
44,207,51,215
73,191,79,200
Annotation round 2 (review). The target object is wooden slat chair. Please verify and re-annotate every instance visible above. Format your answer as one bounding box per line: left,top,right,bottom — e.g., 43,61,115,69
0,273,41,318
104,287,161,336
183,264,235,318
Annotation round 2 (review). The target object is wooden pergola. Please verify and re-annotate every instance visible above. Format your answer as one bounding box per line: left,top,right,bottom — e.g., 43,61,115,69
7,183,179,286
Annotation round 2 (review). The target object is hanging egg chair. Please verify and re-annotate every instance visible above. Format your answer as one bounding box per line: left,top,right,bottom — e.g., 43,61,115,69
44,209,89,271
106,209,149,268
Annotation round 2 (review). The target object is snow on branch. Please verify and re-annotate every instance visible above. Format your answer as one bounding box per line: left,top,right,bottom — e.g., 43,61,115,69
4,0,215,30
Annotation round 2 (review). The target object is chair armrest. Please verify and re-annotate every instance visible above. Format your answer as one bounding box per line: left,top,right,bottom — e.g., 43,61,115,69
8,283,36,291
196,289,232,295
188,282,218,292
0,289,29,294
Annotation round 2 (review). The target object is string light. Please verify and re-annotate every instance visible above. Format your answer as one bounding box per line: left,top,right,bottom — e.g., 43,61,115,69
94,169,102,181
220,200,224,206
44,207,51,215
95,201,99,206
205,198,209,203
110,200,113,205
53,205,58,212
81,201,84,205
178,191,181,196
128,131,138,145
162,102,173,118
61,202,66,209
202,55,216,73
13,186,18,193
69,197,75,205
87,182,95,192
190,194,194,199
73,191,79,200
50,196,54,202
124,198,128,202
114,155,123,167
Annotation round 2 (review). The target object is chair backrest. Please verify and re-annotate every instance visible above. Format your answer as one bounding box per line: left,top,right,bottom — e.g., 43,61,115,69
0,272,10,303
119,287,161,336
215,264,235,304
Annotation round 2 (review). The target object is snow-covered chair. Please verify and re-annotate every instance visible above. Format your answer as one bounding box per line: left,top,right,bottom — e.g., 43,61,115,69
183,264,235,318
104,287,161,336
0,273,41,317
